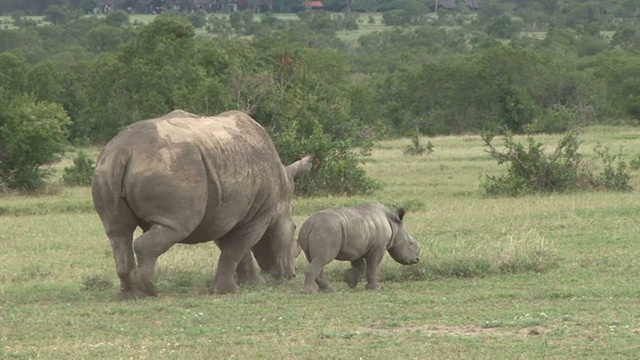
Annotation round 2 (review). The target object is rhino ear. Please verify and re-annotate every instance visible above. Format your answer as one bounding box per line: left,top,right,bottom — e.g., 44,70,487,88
285,155,313,180
396,207,406,222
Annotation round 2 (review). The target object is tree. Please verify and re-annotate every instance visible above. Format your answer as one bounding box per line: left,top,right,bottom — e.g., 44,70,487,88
80,14,209,141
44,4,82,25
85,25,126,53
0,97,71,190
486,14,522,39
105,10,130,27
611,25,640,50
0,52,28,94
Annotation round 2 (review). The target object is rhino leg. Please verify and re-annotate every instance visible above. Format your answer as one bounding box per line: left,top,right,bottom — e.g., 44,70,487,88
99,201,140,301
133,224,191,296
345,258,365,288
302,258,332,294
235,251,266,287
364,249,385,290
210,222,269,294
315,268,334,293
110,235,138,301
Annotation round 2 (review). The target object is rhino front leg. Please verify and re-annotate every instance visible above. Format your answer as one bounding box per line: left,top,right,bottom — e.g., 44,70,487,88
345,258,365,288
315,268,334,293
364,250,385,290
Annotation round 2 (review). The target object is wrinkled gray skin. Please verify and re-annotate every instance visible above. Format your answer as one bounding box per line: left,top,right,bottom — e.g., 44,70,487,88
92,110,312,300
297,203,420,293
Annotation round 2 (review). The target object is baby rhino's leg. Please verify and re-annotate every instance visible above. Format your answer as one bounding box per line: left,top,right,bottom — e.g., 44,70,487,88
302,258,332,294
315,268,334,292
364,249,385,290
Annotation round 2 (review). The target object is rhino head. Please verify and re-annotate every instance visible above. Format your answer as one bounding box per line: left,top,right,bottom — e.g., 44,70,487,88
252,155,312,279
386,207,421,265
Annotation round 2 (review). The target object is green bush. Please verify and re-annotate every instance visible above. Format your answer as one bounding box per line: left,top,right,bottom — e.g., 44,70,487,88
274,119,380,197
0,98,71,191
62,150,95,187
481,130,633,196
528,106,580,134
404,129,434,156
481,130,584,196
592,144,632,191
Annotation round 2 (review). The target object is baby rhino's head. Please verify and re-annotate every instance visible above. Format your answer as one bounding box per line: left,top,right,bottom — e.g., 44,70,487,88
386,207,420,265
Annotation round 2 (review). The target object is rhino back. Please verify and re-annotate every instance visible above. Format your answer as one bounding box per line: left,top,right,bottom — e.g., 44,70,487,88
96,110,287,242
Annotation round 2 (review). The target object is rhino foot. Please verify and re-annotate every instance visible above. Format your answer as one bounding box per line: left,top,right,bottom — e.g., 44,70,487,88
115,289,147,301
365,283,382,291
301,286,317,294
132,274,157,297
236,273,266,287
319,286,335,293
344,269,361,288
209,278,240,295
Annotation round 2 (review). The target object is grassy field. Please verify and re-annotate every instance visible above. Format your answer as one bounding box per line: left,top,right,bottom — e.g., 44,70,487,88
2,126,640,358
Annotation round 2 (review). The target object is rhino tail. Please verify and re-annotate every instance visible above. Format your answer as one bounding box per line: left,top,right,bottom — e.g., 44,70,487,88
112,147,132,213
94,145,132,216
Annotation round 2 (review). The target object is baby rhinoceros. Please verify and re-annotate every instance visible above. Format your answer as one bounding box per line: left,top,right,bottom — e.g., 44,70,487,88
298,203,420,293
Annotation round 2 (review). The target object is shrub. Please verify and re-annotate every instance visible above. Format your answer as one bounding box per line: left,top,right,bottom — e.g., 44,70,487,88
481,130,633,196
404,129,434,156
481,130,584,196
528,106,580,134
62,150,96,187
629,154,640,171
0,98,71,191
592,144,632,191
274,119,380,197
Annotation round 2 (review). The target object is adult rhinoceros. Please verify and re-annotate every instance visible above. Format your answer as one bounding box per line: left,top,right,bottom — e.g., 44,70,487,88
91,110,312,299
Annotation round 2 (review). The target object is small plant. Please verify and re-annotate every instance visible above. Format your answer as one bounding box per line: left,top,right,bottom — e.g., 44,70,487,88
592,144,632,191
62,151,95,187
404,130,434,156
630,154,640,171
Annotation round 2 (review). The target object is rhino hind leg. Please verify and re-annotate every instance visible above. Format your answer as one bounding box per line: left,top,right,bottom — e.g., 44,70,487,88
235,252,267,287
109,234,138,300
133,224,192,296
99,200,140,301
344,258,365,288
302,258,332,294
210,222,270,295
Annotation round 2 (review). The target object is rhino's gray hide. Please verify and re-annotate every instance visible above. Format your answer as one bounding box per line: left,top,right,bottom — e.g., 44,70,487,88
92,110,311,299
297,203,420,293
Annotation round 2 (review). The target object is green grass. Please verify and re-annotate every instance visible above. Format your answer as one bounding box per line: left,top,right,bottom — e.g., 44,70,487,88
2,126,640,358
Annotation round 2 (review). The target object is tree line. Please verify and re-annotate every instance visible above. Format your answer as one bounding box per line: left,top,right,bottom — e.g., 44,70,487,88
0,5,640,192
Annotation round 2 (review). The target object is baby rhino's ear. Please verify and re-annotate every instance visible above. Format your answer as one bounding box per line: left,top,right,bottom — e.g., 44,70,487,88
396,207,406,222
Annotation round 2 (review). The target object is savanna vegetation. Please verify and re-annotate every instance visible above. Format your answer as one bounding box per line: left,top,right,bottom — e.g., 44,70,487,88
2,128,640,358
0,0,640,193
2,0,640,357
